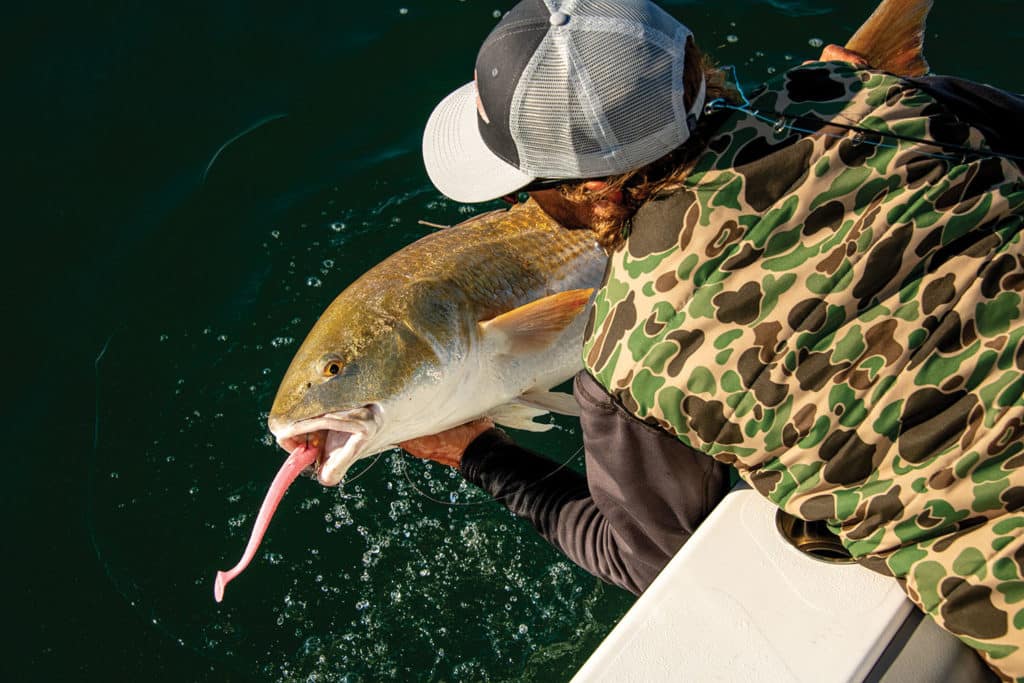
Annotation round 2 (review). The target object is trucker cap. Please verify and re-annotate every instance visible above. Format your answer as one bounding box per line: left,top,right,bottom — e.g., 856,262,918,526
423,0,706,204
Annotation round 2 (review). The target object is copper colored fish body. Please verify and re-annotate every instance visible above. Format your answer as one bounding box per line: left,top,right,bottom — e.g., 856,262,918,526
268,200,606,486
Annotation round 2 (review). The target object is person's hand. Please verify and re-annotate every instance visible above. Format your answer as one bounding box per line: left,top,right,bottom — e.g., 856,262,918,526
806,44,869,67
400,418,495,469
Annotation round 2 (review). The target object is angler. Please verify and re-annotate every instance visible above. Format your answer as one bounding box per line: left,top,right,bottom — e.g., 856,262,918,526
409,0,1024,678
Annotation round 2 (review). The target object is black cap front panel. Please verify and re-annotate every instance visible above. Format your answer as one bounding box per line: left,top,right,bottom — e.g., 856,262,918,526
475,0,551,170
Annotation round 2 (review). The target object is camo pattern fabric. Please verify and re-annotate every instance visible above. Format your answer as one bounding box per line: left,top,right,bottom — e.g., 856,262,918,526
582,62,1024,680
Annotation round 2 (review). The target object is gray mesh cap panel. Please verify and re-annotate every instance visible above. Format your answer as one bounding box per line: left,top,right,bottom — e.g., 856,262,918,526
422,0,706,203
508,0,698,179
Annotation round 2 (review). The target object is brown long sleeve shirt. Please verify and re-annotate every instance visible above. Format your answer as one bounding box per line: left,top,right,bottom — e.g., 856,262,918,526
460,371,729,595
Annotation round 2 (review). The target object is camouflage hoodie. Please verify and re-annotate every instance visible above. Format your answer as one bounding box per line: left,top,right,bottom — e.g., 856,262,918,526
583,61,1024,679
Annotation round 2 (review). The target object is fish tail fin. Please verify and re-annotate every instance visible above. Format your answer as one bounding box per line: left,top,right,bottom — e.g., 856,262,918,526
479,288,594,355
845,0,932,77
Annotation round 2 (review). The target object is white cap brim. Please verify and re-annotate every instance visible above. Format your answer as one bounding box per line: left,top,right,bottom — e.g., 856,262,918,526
423,82,535,204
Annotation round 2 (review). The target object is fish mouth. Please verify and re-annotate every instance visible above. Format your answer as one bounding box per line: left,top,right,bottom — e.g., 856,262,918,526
270,405,381,487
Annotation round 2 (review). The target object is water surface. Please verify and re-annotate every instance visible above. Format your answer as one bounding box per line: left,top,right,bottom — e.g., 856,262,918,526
9,1,1022,680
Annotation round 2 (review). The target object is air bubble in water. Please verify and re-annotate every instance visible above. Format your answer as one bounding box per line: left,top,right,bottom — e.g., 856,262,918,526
306,276,322,288
808,37,823,48
726,34,739,43
330,222,346,232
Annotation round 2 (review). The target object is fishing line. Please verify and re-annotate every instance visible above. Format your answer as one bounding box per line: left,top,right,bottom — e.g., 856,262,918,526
87,334,150,621
201,113,288,184
712,65,1024,163
87,333,129,589
398,442,585,507
338,451,385,485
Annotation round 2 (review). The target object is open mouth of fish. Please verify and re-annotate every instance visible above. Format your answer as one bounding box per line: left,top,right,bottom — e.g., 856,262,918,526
271,405,380,487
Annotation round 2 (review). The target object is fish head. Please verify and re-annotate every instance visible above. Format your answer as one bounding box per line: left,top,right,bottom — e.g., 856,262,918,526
268,298,458,487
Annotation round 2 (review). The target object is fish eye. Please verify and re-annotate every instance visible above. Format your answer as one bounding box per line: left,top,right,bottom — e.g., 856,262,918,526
323,361,343,377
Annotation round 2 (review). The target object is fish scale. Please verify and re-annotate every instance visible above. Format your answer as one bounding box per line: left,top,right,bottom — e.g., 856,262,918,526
336,201,603,324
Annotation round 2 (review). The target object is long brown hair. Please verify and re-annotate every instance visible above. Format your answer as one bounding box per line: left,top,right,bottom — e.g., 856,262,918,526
558,39,738,251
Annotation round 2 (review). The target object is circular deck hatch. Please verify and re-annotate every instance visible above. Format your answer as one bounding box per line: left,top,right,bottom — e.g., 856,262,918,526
775,510,856,564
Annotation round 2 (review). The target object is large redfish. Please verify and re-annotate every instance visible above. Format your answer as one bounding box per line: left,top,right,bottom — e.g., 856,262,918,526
215,199,605,600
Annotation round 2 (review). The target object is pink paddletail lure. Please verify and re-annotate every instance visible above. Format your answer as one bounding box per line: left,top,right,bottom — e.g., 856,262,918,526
214,444,317,602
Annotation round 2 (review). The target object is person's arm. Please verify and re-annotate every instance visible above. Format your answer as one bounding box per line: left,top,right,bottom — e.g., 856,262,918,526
402,372,729,595
404,421,643,587
458,427,653,593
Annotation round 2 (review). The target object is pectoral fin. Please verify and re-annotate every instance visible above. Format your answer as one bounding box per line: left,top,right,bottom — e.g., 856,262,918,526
478,288,593,356
845,0,932,77
487,403,554,432
518,389,581,417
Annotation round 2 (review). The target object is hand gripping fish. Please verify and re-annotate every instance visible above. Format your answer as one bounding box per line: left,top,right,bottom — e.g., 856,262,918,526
215,199,606,600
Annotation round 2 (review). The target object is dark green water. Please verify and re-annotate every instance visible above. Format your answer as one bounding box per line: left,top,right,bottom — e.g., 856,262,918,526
8,1,1022,680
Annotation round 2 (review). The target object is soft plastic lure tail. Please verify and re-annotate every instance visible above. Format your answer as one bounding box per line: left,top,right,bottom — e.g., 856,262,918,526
213,444,317,602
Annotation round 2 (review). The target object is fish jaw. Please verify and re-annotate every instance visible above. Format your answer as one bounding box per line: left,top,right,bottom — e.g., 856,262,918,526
268,405,381,487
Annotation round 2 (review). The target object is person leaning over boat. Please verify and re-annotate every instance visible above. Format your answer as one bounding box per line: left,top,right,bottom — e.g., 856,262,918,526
405,0,1024,678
